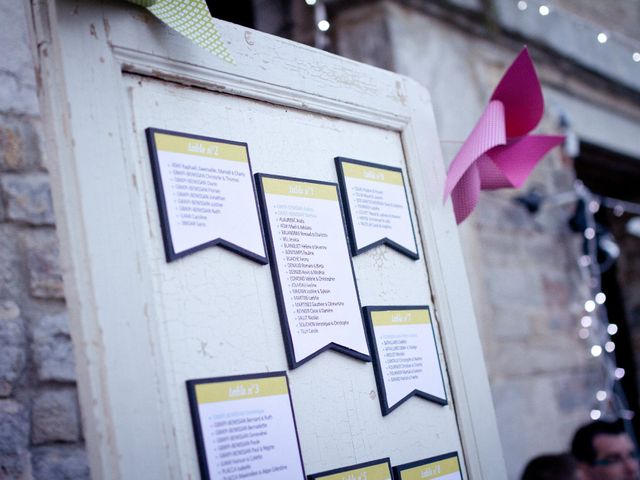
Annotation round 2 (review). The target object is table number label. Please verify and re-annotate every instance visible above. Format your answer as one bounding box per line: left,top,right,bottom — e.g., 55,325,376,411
336,158,418,259
365,306,447,415
394,452,463,480
308,458,392,480
187,373,305,480
257,174,370,368
147,128,267,263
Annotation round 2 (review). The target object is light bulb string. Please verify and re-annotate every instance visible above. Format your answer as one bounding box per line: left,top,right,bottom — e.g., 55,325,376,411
601,196,640,216
516,0,640,58
578,185,633,420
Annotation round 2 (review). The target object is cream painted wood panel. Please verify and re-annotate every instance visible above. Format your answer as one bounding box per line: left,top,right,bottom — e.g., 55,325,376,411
127,74,461,474
32,0,507,478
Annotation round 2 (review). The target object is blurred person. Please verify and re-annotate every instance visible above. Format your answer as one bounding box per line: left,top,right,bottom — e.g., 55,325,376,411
521,453,581,480
571,419,640,480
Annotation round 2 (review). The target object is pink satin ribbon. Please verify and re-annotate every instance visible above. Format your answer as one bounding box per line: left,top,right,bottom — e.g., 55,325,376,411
443,48,565,224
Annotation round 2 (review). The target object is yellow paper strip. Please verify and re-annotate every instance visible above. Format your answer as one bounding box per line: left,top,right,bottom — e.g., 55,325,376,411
342,162,403,186
195,376,289,404
315,463,391,480
154,133,247,162
262,177,338,201
399,457,460,480
371,309,431,327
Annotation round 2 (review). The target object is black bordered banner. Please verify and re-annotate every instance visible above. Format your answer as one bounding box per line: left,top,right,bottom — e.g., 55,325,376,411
308,458,393,480
186,371,306,480
393,452,463,480
364,306,447,415
335,157,419,259
146,128,267,263
255,173,370,369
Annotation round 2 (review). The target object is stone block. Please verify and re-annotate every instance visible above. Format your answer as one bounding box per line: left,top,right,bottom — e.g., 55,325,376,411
0,224,22,300
552,370,600,413
491,305,533,340
524,233,570,268
0,124,21,173
0,400,29,455
1,173,54,225
476,229,522,267
31,312,76,383
491,375,584,479
0,450,31,480
0,1,39,116
475,193,538,233
22,229,64,299
547,309,577,334
0,300,26,397
493,339,586,377
541,271,572,308
31,447,90,480
0,116,43,172
31,389,81,445
334,3,395,71
484,265,544,309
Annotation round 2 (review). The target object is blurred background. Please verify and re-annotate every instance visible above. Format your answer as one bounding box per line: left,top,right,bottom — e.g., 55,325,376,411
1,1,640,478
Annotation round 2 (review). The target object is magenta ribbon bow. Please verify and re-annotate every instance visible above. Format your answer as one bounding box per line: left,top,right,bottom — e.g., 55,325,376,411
443,47,564,224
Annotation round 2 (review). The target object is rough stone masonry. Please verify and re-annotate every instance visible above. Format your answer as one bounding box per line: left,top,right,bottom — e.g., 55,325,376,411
0,1,89,478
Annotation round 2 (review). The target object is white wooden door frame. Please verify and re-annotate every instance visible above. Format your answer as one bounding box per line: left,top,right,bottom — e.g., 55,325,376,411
31,0,506,478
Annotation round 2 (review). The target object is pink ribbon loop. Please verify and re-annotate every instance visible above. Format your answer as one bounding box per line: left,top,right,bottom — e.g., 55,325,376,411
444,47,565,224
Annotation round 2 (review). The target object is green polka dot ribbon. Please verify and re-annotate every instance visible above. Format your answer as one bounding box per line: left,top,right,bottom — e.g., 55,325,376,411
126,0,235,64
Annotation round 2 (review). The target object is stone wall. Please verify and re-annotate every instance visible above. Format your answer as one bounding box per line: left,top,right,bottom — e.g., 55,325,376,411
0,1,89,479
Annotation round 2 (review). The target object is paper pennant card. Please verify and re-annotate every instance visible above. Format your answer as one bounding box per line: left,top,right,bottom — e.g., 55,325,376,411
146,128,267,263
364,306,447,415
256,173,370,368
186,372,306,480
393,452,463,480
308,458,393,480
335,158,419,259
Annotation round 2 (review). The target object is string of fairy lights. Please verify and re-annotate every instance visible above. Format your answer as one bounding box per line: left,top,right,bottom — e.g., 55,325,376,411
519,174,640,423
514,0,640,64
570,183,633,422
303,0,640,65
585,193,640,423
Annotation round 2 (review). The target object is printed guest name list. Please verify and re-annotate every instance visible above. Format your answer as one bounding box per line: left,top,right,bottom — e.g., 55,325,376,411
148,130,266,262
258,175,369,367
189,374,305,480
368,307,447,414
337,159,418,259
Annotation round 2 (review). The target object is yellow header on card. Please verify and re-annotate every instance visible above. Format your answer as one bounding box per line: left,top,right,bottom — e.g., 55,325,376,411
371,309,431,327
154,133,248,162
262,177,338,201
315,462,392,480
399,457,460,480
195,376,288,404
342,162,403,186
